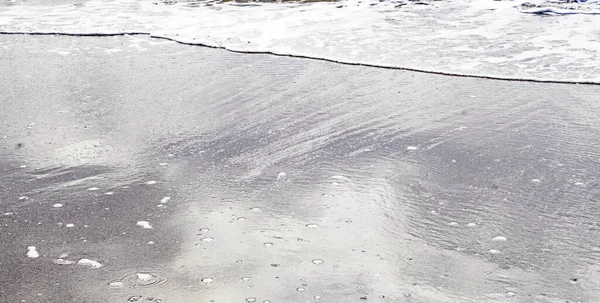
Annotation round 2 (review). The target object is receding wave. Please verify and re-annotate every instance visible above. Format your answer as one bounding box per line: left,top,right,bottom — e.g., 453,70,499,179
1,0,599,84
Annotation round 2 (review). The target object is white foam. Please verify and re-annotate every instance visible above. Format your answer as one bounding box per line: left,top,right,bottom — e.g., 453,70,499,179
0,0,598,83
77,258,103,269
53,259,75,265
160,197,171,204
87,187,100,191
406,146,418,151
136,221,153,229
65,223,75,228
53,203,63,208
146,180,157,185
277,171,287,179
26,246,39,258
492,236,508,242
136,273,153,281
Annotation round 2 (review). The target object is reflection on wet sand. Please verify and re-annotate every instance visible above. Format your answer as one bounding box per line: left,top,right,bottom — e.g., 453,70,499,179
1,35,600,302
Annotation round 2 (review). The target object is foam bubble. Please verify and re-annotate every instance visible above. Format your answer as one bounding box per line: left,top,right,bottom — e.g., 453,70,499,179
466,223,477,227
136,273,153,281
296,287,306,292
306,223,320,229
277,172,287,179
201,237,214,242
146,180,157,185
87,187,100,191
201,277,214,284
448,222,459,226
136,221,153,229
77,258,103,269
406,146,418,151
65,223,75,228
312,259,324,264
241,277,251,282
314,295,323,300
53,203,63,208
246,298,256,303
160,197,171,204
26,246,39,258
489,249,501,254
264,242,273,247
492,236,507,242
108,281,125,288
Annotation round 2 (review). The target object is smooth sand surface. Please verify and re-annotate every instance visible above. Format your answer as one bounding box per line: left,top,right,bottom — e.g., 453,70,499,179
2,35,600,303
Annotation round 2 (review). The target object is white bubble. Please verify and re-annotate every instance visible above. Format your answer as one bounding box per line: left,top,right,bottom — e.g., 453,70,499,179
26,246,39,258
146,180,157,185
105,192,114,195
19,165,27,168
506,292,516,297
314,295,323,300
264,242,274,247
531,179,541,183
492,236,507,242
136,221,153,229
306,223,319,229
136,273,153,281
201,277,214,284
53,204,63,208
201,237,214,242
277,172,287,179
87,187,100,191
466,223,477,227
199,228,210,232
246,298,257,303
406,146,418,150
237,217,247,221
160,197,171,204
147,241,155,245
77,258,103,269
241,277,251,282
18,196,28,200
312,259,324,264
53,258,74,265
296,287,305,292
108,281,125,288
250,207,261,212
489,249,501,254
65,223,75,228
159,163,169,166
449,222,459,226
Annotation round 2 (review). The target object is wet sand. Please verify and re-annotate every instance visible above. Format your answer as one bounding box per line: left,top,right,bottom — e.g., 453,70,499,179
1,35,600,303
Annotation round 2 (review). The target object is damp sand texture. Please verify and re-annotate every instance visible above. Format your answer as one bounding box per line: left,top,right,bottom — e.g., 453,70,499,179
1,35,600,302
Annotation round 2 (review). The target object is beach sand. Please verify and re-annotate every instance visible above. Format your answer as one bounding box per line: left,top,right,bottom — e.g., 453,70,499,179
1,34,600,302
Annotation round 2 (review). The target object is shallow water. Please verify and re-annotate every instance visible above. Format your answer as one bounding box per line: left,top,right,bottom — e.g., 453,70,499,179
1,0,600,83
1,35,600,302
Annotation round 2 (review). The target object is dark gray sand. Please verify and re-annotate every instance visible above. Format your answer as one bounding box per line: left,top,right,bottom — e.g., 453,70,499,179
1,35,600,303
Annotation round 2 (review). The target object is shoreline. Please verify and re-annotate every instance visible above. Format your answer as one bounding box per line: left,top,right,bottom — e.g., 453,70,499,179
1,31,599,86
